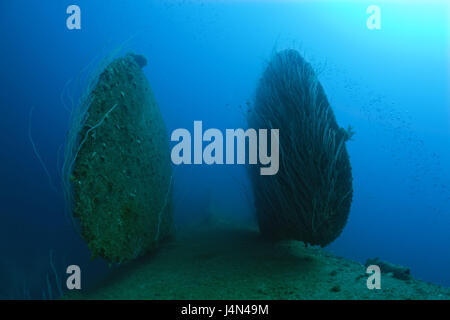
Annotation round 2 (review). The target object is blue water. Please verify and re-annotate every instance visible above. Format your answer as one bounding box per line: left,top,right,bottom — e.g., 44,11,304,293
0,0,449,299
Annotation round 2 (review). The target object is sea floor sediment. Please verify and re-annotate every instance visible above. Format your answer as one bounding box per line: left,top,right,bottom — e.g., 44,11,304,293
66,225,450,300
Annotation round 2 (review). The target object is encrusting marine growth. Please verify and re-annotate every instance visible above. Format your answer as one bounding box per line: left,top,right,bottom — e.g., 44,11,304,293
62,53,173,263
248,49,354,247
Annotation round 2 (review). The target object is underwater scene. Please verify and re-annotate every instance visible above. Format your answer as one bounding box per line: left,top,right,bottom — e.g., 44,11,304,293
0,0,449,301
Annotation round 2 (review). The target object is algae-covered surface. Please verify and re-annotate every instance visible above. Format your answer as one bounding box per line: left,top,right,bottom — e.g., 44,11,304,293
66,226,450,300
71,53,173,263
248,49,353,247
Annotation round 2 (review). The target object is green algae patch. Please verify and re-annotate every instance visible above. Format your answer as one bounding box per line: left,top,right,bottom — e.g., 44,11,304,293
69,53,173,263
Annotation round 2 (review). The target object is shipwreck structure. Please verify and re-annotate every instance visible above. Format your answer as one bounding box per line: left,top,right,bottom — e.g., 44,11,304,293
63,53,173,263
248,49,353,247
